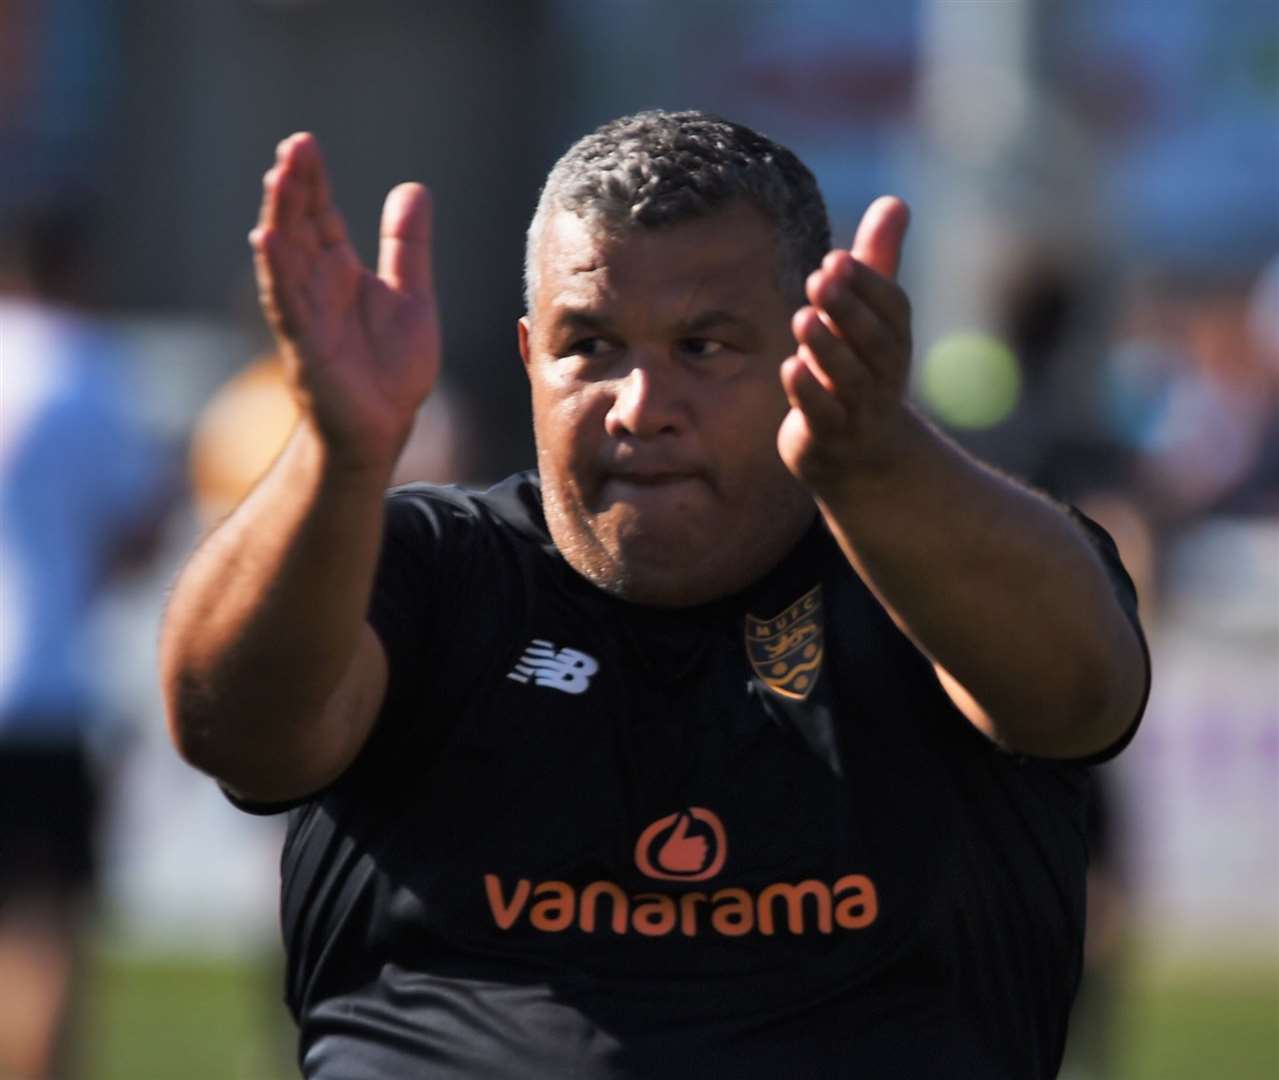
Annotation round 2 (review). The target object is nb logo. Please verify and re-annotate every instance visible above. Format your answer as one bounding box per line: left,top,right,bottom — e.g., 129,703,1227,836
506,639,599,695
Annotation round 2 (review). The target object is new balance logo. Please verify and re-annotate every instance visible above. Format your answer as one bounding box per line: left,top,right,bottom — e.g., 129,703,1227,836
506,639,599,695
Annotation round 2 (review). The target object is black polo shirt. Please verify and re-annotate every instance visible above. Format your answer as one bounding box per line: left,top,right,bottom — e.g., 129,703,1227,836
242,471,1147,1079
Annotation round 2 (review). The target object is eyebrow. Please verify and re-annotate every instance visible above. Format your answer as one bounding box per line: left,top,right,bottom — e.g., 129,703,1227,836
551,310,613,335
677,309,757,337
549,308,757,337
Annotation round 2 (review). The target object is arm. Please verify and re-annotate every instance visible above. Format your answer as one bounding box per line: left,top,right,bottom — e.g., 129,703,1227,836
778,199,1147,758
160,133,441,802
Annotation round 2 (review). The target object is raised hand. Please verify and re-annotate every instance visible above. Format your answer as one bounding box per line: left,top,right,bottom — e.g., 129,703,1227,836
250,133,441,472
777,196,913,501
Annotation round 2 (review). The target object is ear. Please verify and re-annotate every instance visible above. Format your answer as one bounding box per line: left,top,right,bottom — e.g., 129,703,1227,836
518,315,532,376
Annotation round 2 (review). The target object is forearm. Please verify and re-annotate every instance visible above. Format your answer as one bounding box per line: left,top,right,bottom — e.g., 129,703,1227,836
817,408,1146,756
160,419,390,784
781,201,1144,755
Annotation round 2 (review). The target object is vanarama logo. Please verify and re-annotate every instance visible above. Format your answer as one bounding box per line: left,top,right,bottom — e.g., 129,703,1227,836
483,807,878,938
634,808,726,881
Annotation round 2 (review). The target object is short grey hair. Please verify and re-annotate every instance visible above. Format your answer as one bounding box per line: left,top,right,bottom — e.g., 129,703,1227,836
524,109,831,310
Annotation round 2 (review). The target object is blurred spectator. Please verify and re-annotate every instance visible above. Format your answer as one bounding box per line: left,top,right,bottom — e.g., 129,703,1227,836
1101,270,1279,528
189,353,479,529
0,203,172,1079
962,238,1145,1080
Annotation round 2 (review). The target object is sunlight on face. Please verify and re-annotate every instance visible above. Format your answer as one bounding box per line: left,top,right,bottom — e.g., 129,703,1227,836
519,203,815,606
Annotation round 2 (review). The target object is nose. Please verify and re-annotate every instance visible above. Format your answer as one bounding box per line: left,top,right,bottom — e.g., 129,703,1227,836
604,362,685,439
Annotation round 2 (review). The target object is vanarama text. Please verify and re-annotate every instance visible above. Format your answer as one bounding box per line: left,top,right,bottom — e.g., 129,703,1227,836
484,873,878,937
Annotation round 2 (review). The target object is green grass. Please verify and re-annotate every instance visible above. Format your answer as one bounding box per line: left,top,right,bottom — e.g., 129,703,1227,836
1111,964,1278,1080
79,946,1277,1079
82,950,294,1080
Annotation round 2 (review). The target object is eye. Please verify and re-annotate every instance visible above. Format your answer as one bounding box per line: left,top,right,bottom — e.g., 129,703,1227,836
564,337,611,359
679,338,725,359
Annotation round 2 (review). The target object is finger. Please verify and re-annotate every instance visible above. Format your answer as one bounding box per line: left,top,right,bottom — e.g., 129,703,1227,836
257,139,320,268
809,252,910,345
257,166,280,233
294,134,351,250
378,182,435,300
272,132,317,237
791,305,868,399
850,195,910,281
257,166,307,259
781,354,848,439
250,226,306,342
802,272,898,384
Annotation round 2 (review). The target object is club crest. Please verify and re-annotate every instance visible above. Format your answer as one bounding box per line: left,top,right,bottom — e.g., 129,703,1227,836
745,584,824,700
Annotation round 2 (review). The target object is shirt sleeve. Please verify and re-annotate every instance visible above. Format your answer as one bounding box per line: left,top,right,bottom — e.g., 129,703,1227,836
223,484,484,815
1063,506,1153,765
367,486,473,733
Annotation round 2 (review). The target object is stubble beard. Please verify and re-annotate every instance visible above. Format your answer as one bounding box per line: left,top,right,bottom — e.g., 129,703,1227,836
540,470,816,608
540,476,667,604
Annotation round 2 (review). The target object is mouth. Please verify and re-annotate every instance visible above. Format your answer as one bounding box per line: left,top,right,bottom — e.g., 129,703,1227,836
598,470,707,507
608,471,699,487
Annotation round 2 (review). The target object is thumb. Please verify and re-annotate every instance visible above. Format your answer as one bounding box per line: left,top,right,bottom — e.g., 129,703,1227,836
851,195,910,281
668,812,691,842
378,182,435,300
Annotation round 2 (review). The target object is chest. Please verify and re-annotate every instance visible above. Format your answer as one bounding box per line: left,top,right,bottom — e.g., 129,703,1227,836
372,578,959,954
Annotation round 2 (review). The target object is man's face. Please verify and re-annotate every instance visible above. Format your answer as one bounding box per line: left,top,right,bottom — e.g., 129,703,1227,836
519,201,816,607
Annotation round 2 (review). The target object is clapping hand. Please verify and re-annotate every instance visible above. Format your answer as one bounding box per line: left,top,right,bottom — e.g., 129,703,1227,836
250,133,441,473
778,196,914,503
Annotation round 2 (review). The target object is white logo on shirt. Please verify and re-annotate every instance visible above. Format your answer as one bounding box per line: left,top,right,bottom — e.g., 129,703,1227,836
506,639,599,695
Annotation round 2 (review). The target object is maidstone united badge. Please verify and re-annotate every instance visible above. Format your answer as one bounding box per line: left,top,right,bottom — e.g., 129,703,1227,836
745,584,824,700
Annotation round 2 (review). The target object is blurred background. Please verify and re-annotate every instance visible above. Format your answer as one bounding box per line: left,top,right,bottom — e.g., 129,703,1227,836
1,0,1275,1077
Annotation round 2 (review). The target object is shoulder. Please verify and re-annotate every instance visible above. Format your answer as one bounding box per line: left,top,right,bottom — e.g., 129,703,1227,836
370,472,555,638
383,471,550,547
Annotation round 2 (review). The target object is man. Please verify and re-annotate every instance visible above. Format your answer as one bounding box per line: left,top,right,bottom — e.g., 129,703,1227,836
161,111,1149,1078
2,204,169,1079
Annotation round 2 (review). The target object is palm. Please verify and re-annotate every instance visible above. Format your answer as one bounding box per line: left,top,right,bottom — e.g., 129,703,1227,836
290,246,439,439
251,133,440,469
